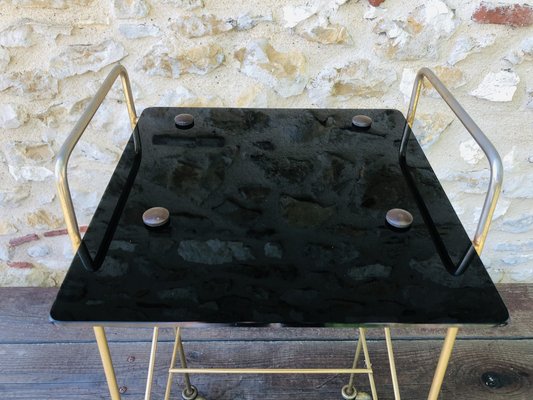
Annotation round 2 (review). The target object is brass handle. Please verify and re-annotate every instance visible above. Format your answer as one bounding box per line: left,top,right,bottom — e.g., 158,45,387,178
400,67,503,255
55,64,138,251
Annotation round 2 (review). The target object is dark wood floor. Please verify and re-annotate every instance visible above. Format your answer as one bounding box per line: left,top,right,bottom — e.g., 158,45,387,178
0,284,531,400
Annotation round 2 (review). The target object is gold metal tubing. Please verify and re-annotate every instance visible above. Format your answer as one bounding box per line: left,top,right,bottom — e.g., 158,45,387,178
384,328,401,400
55,63,138,252
176,327,193,393
400,68,503,256
169,368,372,374
93,326,121,400
427,327,459,400
164,328,181,400
346,335,363,393
359,328,378,400
144,327,159,400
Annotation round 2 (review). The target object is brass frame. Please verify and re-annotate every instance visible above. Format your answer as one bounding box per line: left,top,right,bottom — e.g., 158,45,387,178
54,65,503,400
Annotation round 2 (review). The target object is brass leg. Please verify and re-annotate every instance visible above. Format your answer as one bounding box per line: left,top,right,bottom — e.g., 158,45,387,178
93,326,121,400
384,328,401,400
427,327,459,400
144,327,159,400
360,328,379,400
165,327,198,400
342,335,363,399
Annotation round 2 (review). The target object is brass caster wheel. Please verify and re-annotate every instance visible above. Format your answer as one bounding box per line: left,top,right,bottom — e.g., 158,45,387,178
341,384,357,400
181,385,198,400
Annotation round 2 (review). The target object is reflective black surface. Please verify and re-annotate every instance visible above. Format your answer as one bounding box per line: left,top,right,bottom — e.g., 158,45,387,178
50,108,508,326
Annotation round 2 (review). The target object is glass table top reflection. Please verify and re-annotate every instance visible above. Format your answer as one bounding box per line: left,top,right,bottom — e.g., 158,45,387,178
50,108,508,327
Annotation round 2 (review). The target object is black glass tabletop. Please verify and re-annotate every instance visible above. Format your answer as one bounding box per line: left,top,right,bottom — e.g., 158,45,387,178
50,108,508,327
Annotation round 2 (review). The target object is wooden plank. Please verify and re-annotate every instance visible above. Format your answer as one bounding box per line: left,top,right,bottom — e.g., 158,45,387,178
0,285,531,344
0,339,531,399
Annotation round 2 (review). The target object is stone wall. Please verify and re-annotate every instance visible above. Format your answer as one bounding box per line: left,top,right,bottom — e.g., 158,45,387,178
0,0,532,286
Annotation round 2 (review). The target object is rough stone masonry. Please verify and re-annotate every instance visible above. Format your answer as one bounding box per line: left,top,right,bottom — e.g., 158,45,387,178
0,0,532,286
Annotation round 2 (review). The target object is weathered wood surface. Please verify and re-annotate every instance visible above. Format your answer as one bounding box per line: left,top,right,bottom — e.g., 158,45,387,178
0,284,531,400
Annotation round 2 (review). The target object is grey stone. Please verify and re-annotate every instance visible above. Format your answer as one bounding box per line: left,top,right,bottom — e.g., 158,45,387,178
50,40,127,79
27,244,50,258
0,186,31,208
0,24,33,48
11,0,94,8
113,0,149,19
0,104,28,129
118,23,160,39
0,47,9,69
280,196,334,228
501,215,533,234
0,70,58,100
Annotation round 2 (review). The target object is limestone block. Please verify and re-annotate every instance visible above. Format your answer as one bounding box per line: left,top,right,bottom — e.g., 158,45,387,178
0,221,17,236
281,0,348,28
159,0,204,9
0,70,58,100
308,59,396,106
0,104,28,129
0,25,33,48
412,113,453,149
235,39,308,98
137,44,224,78
27,244,50,258
26,209,63,230
170,14,234,37
501,214,533,233
119,23,160,39
10,0,93,8
113,0,150,19
299,22,350,44
233,13,273,31
0,47,9,69
0,20,72,49
448,34,496,65
8,166,53,182
159,86,224,107
50,40,127,79
374,0,457,61
459,139,485,165
470,71,519,102
2,141,54,167
505,37,533,65
236,85,268,107
0,186,30,208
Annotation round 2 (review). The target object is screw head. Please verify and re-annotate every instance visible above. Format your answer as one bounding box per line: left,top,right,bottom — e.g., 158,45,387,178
174,113,194,129
142,207,170,227
119,386,127,394
386,208,413,229
352,115,372,128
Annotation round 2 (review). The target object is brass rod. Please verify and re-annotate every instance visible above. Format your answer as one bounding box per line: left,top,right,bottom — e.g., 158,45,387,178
176,327,193,393
427,327,459,400
359,328,378,400
168,368,373,374
93,326,121,400
144,327,159,400
164,328,181,400
346,335,363,393
384,328,401,400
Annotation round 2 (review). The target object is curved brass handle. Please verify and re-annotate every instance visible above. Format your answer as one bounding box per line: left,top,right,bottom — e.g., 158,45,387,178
55,64,138,251
400,67,503,255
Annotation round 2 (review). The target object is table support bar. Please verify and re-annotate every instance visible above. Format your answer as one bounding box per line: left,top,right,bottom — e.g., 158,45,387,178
93,327,121,400
385,328,401,400
427,327,459,400
144,327,159,400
